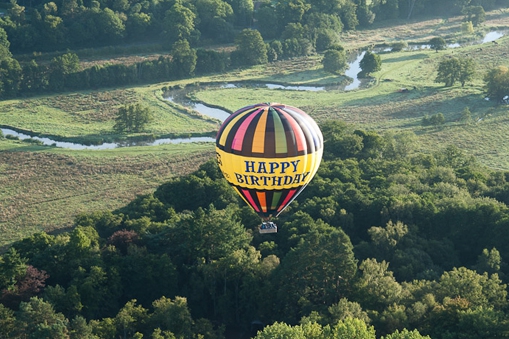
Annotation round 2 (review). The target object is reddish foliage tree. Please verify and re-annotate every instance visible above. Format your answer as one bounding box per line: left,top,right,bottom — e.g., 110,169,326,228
108,229,140,254
1,265,49,309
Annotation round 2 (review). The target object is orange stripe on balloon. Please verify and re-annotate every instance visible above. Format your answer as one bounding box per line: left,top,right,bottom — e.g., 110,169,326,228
252,108,268,153
256,192,267,212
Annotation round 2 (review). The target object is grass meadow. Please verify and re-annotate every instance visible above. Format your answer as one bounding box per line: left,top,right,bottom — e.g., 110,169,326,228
1,9,509,246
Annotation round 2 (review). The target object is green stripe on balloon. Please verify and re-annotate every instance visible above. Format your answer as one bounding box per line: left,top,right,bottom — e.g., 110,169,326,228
272,108,287,154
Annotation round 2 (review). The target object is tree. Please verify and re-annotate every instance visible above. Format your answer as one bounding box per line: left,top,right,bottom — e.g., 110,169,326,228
357,0,376,26
162,0,197,46
322,49,347,74
340,1,359,30
275,0,310,34
382,328,431,339
272,224,358,323
113,103,153,133
1,265,49,309
229,0,254,27
193,0,234,42
484,66,509,101
461,21,474,34
98,8,125,43
195,49,228,74
331,318,376,339
359,51,382,76
0,304,16,338
429,37,447,52
391,41,408,52
0,57,22,97
254,322,306,339
49,52,79,91
170,39,197,78
326,298,371,325
463,6,485,27
429,113,445,126
68,315,96,339
0,28,11,61
125,13,152,40
458,57,476,87
115,300,148,339
149,296,193,338
460,107,473,124
435,267,508,309
315,29,340,52
435,57,475,87
231,29,268,66
14,297,69,339
355,259,403,311
254,4,279,39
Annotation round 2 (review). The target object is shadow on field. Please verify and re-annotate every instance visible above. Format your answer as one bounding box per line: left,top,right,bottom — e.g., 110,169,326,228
382,53,429,63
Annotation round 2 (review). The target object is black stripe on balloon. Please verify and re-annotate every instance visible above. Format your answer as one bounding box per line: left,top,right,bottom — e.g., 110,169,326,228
287,109,316,154
263,107,276,158
231,185,306,217
278,108,299,157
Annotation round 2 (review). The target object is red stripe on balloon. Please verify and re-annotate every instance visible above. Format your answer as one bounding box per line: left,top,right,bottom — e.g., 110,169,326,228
277,189,297,212
242,189,260,212
232,108,261,151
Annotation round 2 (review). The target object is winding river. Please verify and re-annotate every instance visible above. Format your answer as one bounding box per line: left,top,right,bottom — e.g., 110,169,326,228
2,30,505,149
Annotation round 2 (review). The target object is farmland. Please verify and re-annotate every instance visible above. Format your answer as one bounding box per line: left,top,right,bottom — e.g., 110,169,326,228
1,9,509,247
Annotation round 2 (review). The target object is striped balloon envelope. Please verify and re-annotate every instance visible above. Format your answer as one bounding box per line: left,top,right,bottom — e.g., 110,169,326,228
215,103,323,220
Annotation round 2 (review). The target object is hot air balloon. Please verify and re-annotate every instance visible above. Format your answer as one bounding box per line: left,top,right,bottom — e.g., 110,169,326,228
215,103,323,233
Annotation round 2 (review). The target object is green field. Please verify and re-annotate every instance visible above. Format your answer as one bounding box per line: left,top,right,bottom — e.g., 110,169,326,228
1,10,509,247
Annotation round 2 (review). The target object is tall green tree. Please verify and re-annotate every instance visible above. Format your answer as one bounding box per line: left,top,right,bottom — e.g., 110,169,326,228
254,4,279,39
162,0,198,46
194,0,234,41
0,57,22,97
231,29,268,66
14,297,69,339
170,39,197,78
49,52,79,91
0,28,11,61
275,0,311,34
272,223,358,323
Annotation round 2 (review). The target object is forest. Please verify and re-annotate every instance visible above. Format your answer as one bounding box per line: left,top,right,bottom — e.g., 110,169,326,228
3,121,509,338
0,0,508,98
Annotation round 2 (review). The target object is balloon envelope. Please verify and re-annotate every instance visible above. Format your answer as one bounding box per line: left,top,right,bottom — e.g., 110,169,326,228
215,103,323,219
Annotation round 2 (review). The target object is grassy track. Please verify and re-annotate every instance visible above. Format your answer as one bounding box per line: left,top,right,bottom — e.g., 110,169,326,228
1,9,508,246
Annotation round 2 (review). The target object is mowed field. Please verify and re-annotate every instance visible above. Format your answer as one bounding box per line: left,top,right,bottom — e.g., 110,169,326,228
1,9,509,247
